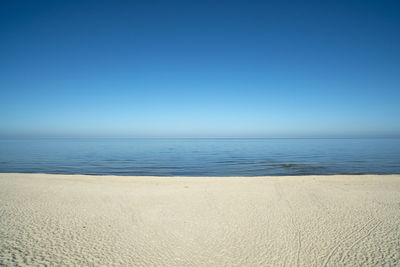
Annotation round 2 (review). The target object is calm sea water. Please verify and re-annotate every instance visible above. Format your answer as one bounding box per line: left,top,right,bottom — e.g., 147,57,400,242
0,138,399,176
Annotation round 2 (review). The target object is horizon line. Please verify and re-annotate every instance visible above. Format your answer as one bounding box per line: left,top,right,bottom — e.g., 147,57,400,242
1,136,399,140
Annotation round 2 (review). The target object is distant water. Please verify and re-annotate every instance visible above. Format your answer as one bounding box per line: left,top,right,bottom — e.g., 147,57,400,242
0,138,399,176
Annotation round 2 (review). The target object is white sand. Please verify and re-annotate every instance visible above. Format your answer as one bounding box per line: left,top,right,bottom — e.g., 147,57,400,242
1,173,400,266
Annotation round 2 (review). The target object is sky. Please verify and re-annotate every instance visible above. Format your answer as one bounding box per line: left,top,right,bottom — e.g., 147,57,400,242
1,0,399,138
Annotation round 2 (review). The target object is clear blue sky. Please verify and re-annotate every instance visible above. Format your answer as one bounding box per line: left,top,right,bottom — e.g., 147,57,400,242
1,0,399,138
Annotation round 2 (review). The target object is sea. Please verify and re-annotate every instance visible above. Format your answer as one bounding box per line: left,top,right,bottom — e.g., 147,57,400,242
0,138,399,176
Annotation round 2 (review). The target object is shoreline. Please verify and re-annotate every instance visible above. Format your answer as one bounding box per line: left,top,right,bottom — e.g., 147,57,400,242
1,173,400,266
2,172,400,177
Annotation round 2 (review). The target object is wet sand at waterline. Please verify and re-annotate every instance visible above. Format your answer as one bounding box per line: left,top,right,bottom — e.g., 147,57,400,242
1,173,399,266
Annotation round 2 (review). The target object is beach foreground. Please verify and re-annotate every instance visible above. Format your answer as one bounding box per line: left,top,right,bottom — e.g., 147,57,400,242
1,173,399,266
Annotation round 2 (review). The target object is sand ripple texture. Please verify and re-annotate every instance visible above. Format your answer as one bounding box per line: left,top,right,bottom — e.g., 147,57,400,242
1,173,400,266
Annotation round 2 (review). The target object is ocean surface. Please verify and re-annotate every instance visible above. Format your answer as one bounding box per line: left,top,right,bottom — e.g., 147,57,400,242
0,138,399,176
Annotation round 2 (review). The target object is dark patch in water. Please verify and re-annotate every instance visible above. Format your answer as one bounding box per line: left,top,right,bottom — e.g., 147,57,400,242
262,163,325,172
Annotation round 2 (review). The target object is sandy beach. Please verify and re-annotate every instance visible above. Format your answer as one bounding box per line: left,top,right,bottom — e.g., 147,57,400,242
1,173,399,266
